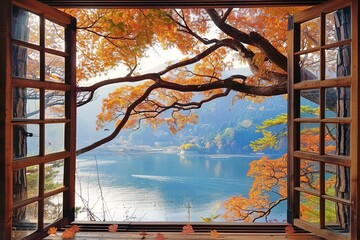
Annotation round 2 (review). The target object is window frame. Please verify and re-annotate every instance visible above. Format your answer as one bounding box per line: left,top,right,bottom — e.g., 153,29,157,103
287,0,359,239
0,0,76,239
1,0,359,239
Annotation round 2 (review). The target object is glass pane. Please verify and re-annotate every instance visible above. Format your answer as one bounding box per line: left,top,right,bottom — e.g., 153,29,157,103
300,89,319,118
299,52,320,81
13,87,40,119
325,200,350,233
325,164,350,200
12,6,39,45
300,159,319,191
45,90,65,118
12,202,38,240
325,87,350,118
44,193,63,227
45,123,65,154
300,192,319,224
13,124,39,159
300,123,319,153
13,165,39,203
45,53,65,83
324,124,350,156
325,7,351,44
300,18,320,51
45,20,65,52
12,45,40,80
45,159,64,192
325,45,351,79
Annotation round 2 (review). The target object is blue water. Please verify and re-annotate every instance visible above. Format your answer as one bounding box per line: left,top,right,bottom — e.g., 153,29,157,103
75,149,286,222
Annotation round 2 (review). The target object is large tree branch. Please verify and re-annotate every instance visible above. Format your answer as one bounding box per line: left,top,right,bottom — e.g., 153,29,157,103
206,9,288,72
77,39,241,96
76,83,160,155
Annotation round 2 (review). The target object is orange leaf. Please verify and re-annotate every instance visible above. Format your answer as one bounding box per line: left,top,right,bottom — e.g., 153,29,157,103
210,230,221,238
47,227,57,235
154,233,166,240
70,225,80,233
182,224,194,234
62,229,75,239
108,224,118,233
285,224,295,235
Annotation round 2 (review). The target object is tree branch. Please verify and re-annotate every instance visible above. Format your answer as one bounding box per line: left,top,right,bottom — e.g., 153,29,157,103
206,8,288,72
76,83,159,155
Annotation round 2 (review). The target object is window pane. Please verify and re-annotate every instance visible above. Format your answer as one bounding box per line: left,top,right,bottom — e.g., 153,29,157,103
299,52,320,81
325,200,350,233
300,89,319,118
12,6,39,45
12,202,38,240
45,53,65,83
324,124,350,156
325,164,350,200
12,45,40,80
45,90,65,119
13,165,39,203
325,87,350,118
13,87,40,119
44,193,63,227
45,123,65,154
13,124,39,159
45,20,65,52
300,192,319,225
325,7,351,44
300,159,319,192
300,18,320,51
325,45,351,79
45,159,64,192
300,123,319,153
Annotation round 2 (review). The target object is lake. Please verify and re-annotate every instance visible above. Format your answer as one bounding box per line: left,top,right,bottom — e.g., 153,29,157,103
75,148,286,222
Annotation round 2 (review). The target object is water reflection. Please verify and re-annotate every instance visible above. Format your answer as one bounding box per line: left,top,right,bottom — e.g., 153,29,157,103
75,151,281,222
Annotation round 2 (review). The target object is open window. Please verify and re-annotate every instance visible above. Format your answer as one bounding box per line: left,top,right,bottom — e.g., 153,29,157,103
0,0,76,239
1,0,359,239
288,0,359,239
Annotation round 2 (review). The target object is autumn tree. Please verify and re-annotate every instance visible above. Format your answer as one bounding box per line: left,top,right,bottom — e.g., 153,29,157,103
64,7,297,155
223,108,339,222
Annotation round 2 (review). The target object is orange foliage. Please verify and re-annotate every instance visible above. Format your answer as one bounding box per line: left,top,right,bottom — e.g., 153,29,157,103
108,224,118,233
47,227,57,235
154,233,166,240
210,230,222,238
62,229,75,239
182,224,194,234
61,8,304,138
224,124,335,222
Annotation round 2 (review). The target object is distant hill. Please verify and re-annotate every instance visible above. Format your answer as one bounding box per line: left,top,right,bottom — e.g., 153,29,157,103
123,93,288,154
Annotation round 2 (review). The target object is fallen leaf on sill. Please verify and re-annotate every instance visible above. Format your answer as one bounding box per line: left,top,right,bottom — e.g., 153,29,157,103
108,224,118,233
47,227,57,235
182,224,194,234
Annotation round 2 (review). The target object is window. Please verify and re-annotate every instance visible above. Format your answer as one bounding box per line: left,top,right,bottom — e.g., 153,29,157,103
0,0,76,239
288,1,358,239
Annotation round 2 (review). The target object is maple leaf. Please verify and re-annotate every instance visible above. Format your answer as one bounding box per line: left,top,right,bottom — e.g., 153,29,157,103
182,224,194,234
285,224,295,235
108,224,118,233
62,229,75,239
70,225,80,233
154,233,166,240
47,227,57,235
210,230,222,238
